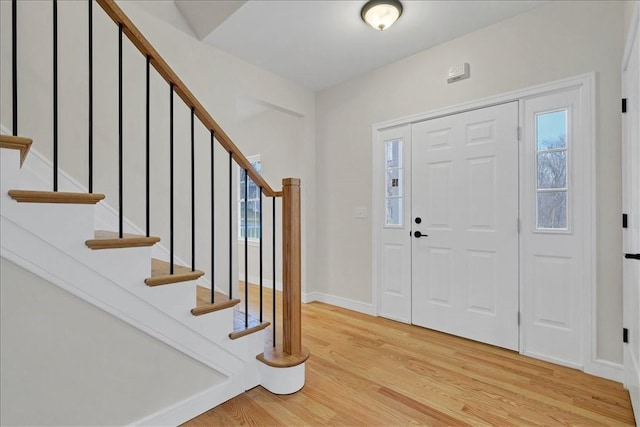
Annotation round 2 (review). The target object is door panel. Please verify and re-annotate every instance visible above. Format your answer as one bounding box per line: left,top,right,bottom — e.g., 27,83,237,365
427,162,453,228
467,156,496,230
467,250,497,315
428,247,454,306
411,102,519,351
382,243,406,296
532,255,572,329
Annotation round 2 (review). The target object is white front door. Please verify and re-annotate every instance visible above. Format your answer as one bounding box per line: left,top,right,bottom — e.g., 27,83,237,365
622,14,640,423
410,102,519,351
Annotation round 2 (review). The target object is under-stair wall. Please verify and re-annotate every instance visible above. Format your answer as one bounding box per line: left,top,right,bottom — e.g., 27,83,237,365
0,257,225,426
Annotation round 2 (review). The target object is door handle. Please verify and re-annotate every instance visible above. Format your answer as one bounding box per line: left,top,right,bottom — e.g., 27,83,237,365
625,253,640,260
414,231,428,238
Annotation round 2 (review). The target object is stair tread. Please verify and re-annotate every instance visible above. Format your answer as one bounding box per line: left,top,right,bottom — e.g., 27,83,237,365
145,258,204,286
0,135,33,166
230,311,270,340
191,285,240,316
86,230,160,250
256,346,310,368
8,190,105,204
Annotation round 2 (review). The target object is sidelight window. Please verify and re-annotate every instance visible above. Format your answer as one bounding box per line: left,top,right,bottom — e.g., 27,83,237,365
535,110,568,230
385,139,403,226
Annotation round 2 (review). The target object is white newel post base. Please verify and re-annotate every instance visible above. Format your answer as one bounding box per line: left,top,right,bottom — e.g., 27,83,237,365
258,362,306,395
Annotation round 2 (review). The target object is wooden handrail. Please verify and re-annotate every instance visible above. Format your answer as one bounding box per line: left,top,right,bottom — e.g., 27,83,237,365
96,0,278,197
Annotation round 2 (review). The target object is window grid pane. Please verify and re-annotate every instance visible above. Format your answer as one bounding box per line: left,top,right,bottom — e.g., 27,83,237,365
535,110,568,230
537,191,567,229
537,151,567,189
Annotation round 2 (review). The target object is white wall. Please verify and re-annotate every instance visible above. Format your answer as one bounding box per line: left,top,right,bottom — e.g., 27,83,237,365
315,1,625,364
624,1,640,36
0,0,316,295
0,257,224,426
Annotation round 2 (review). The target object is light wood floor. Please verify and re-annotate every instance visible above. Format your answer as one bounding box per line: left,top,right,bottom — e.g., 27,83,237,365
184,285,635,426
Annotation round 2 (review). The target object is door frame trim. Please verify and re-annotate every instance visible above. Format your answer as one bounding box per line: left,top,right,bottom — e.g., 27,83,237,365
622,1,640,416
371,73,607,379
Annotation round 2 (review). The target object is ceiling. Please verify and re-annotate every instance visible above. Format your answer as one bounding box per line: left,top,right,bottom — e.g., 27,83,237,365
175,0,546,92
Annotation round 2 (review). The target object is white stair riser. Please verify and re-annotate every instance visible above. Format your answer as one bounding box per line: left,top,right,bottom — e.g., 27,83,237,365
190,309,236,341
2,200,96,246
135,281,197,320
84,247,152,284
0,149,21,194
241,332,263,390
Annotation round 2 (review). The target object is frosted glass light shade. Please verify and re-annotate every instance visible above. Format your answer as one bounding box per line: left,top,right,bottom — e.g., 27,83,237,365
361,0,403,31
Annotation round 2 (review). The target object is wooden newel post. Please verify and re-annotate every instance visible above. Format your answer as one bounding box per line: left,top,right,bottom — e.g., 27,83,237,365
282,177,302,355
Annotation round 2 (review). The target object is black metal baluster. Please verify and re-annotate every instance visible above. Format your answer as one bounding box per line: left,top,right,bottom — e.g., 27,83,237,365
88,0,93,193
228,151,233,299
191,107,195,272
118,23,123,237
170,83,174,274
244,169,249,328
259,189,263,323
145,55,150,237
12,0,17,136
210,130,215,304
53,0,58,191
272,196,276,347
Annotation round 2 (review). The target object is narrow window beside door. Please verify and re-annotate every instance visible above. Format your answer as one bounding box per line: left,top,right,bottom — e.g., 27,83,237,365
385,139,403,226
535,110,569,230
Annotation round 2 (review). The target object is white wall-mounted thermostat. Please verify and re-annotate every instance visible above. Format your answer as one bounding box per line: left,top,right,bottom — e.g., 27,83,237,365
447,63,470,84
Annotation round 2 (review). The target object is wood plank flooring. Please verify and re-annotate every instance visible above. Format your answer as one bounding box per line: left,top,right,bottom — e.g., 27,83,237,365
184,285,635,426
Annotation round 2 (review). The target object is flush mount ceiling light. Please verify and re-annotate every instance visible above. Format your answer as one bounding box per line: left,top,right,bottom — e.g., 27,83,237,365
361,0,403,31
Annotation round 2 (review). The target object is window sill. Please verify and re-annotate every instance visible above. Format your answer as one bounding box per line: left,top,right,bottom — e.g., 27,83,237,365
238,239,260,247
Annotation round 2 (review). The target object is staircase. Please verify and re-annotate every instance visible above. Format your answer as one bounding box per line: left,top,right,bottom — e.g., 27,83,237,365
0,0,308,424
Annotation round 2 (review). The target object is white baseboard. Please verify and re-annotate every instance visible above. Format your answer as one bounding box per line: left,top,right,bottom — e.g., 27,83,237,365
302,291,376,316
585,359,624,383
238,273,282,291
131,380,238,427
